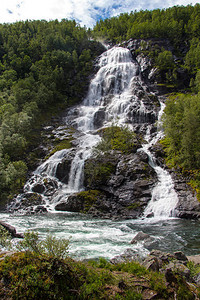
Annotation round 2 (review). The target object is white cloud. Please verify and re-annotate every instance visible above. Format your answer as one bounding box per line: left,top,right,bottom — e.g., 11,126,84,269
0,0,198,28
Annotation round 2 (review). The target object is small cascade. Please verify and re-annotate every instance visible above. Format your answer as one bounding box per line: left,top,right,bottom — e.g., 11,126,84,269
142,99,179,218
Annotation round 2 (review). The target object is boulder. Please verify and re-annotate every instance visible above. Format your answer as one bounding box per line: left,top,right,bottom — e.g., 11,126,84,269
131,231,151,244
174,251,188,263
143,256,159,271
0,221,24,238
110,248,144,264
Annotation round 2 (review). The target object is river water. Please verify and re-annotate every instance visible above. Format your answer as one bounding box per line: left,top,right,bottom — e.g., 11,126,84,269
4,46,200,260
0,212,200,259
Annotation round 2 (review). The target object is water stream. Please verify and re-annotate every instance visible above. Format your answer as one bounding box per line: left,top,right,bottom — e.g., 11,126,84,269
5,46,199,259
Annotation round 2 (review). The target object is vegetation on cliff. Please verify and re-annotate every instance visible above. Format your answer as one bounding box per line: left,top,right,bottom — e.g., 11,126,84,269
93,4,200,85
0,19,104,203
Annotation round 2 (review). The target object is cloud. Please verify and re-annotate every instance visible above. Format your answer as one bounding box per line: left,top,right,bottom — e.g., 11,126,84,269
0,0,198,27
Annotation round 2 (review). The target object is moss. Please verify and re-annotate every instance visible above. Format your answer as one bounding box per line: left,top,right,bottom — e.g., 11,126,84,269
127,202,141,210
45,138,73,159
77,190,100,213
96,125,138,154
85,158,116,188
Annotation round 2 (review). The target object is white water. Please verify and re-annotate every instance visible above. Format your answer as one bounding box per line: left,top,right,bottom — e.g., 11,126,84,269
142,100,179,218
6,46,183,259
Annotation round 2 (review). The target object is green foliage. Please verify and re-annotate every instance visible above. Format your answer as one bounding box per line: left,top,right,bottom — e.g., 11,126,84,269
76,190,100,213
0,252,82,300
95,125,136,154
0,225,12,249
162,92,200,169
17,230,70,260
187,261,200,277
46,138,73,159
85,159,116,188
177,277,194,300
113,261,148,277
0,19,104,203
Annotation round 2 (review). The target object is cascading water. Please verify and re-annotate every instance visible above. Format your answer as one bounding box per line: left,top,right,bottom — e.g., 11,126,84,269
9,46,155,213
4,45,186,260
142,99,179,218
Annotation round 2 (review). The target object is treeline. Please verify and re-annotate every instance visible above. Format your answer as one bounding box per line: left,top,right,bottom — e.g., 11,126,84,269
93,4,200,83
93,4,200,46
162,71,200,198
0,19,104,203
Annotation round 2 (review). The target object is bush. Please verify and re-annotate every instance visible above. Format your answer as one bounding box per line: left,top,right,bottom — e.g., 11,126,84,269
17,230,70,259
0,225,12,250
95,125,136,154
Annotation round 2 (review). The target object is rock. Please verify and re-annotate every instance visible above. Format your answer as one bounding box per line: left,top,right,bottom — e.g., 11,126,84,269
143,256,159,271
8,192,45,215
93,109,106,128
82,150,157,218
55,158,72,183
131,231,151,244
110,248,144,264
0,221,24,238
187,255,200,265
174,251,188,263
165,268,177,284
32,183,45,194
34,205,47,214
142,289,158,300
164,262,191,280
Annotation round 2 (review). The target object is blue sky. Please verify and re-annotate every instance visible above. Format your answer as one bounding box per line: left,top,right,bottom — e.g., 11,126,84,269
1,0,199,28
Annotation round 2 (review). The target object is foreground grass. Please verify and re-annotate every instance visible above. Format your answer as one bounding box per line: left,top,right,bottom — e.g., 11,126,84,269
0,252,198,299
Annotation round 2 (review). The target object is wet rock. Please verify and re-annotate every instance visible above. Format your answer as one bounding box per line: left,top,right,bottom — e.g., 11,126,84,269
0,221,24,238
55,158,72,184
32,183,45,194
34,205,47,214
131,231,151,244
93,109,105,129
8,193,44,215
82,150,157,218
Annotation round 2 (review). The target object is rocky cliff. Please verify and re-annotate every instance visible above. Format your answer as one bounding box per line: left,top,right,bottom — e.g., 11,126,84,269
8,39,200,220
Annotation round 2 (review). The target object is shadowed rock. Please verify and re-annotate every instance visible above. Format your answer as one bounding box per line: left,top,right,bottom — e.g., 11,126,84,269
0,221,24,238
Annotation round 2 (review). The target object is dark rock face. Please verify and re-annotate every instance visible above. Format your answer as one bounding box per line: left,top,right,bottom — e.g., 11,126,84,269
173,173,200,219
55,150,157,219
8,193,46,215
55,158,72,183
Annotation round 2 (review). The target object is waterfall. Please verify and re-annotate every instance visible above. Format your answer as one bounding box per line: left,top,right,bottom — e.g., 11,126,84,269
142,99,179,218
9,46,179,218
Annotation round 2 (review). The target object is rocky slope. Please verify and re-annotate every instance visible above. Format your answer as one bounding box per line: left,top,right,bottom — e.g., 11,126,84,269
7,38,200,220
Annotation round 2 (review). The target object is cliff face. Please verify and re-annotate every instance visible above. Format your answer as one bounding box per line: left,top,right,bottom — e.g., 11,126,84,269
8,39,200,219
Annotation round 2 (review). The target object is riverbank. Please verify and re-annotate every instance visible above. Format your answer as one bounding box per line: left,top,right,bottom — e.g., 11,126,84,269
0,248,200,299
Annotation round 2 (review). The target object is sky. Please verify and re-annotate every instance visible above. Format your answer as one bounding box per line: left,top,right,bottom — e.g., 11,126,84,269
1,0,199,28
